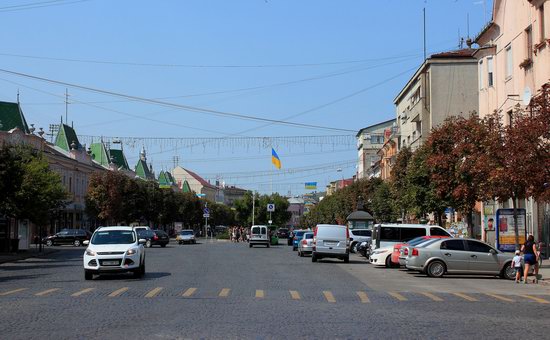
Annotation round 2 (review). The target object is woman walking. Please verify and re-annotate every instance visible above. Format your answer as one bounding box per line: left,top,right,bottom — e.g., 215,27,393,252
521,234,540,284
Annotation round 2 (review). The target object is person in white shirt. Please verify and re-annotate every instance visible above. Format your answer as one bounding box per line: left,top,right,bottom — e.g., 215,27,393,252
511,250,523,283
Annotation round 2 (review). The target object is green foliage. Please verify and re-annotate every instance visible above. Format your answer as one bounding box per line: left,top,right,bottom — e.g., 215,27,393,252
390,146,413,218
233,192,291,226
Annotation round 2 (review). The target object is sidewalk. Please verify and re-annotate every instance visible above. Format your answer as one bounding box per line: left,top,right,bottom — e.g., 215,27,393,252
535,259,550,286
0,246,58,265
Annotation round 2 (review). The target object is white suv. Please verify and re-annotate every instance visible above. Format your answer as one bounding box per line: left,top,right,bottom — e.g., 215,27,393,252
83,226,146,280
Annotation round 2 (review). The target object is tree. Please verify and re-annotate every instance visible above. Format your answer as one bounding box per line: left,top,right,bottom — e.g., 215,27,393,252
233,192,291,227
390,146,413,221
370,180,397,222
86,171,133,224
0,143,24,219
426,114,494,237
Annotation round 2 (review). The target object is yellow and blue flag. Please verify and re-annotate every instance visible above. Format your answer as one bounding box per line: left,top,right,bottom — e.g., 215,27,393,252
305,182,317,190
271,148,281,169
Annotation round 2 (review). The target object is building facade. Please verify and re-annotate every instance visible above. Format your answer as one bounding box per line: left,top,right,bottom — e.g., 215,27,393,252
475,0,549,243
172,166,217,201
356,119,394,179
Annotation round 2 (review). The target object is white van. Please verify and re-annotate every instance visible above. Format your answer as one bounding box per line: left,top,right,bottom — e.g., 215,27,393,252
249,225,270,248
312,224,349,263
369,224,451,266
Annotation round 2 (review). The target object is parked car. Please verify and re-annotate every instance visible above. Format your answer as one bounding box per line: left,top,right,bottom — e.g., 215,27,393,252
391,235,450,266
176,229,196,244
277,228,289,239
349,229,372,253
137,229,169,248
369,246,396,267
405,238,515,280
370,223,451,257
292,230,309,251
312,224,350,263
298,232,314,257
43,229,91,247
399,238,444,266
249,225,270,248
83,226,146,280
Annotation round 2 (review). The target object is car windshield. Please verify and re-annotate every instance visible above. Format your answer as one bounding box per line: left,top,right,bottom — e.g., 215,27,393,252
91,230,136,245
181,230,194,235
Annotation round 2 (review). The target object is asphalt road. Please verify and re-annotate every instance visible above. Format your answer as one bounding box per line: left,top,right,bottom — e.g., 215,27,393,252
1,239,550,339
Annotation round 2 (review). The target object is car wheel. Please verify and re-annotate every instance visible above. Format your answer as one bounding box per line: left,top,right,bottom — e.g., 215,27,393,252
267,243,270,248
350,242,357,253
46,240,53,247
427,260,446,278
249,243,253,248
501,263,516,280
73,240,81,247
161,244,166,248
84,270,93,280
312,254,318,262
145,240,152,248
178,241,182,245
343,255,350,263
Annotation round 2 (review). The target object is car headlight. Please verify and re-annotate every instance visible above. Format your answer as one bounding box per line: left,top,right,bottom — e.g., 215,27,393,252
373,249,388,255
126,248,138,255
85,249,96,256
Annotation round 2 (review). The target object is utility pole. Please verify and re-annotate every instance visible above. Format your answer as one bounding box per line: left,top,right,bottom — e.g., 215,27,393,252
252,191,255,226
423,7,427,61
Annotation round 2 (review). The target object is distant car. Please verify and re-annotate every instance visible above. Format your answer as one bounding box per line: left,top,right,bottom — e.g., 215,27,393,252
137,229,170,248
43,229,91,247
312,224,350,263
277,228,289,239
298,232,314,257
405,238,515,280
83,226,146,280
391,235,450,266
249,225,270,248
349,229,372,253
292,230,309,251
176,229,196,244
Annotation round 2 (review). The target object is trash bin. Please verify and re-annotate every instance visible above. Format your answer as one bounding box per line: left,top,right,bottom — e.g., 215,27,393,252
10,239,19,252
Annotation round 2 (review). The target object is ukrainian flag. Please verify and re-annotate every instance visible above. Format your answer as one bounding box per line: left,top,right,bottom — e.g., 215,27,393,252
271,148,281,169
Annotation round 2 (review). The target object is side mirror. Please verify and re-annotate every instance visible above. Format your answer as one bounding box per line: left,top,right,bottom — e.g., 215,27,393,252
83,240,89,245
138,238,146,245
489,249,497,255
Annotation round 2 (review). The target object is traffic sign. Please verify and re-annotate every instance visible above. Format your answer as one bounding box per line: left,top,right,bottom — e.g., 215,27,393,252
203,208,210,214
267,203,275,212
203,213,210,218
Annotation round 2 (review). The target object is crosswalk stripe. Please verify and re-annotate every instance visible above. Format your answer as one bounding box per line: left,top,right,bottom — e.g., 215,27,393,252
388,292,407,301
289,290,301,300
108,287,129,297
35,288,59,296
356,291,370,303
145,287,163,298
182,288,197,297
323,291,336,303
421,292,443,302
255,290,265,298
0,288,27,296
452,293,478,302
219,288,231,297
485,293,514,302
71,288,95,297
520,295,550,304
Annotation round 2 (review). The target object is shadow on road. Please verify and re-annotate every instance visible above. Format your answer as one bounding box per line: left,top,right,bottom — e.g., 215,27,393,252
93,272,171,281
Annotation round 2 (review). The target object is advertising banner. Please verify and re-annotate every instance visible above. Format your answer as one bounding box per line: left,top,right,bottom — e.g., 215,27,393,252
495,208,527,252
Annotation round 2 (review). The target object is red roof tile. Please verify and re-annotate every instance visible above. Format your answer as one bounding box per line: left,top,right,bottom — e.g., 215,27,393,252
430,48,476,59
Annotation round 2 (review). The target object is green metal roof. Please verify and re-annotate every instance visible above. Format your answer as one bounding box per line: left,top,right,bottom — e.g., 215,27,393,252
90,142,110,167
181,180,191,193
158,170,174,188
135,159,154,180
109,149,130,170
0,101,30,134
55,124,81,152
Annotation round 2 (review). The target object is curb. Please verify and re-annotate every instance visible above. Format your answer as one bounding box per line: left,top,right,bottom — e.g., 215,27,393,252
0,249,58,265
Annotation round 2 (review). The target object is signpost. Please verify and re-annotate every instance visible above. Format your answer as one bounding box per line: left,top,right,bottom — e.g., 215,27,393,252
203,205,210,239
267,204,275,225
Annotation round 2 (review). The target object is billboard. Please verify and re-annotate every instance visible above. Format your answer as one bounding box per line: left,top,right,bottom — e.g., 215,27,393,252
495,208,527,252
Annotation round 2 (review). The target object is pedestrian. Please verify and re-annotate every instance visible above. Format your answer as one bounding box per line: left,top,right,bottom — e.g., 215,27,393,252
521,234,540,284
236,228,241,243
511,250,523,283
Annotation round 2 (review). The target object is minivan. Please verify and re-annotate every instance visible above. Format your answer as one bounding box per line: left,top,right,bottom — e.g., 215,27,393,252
312,224,349,263
249,225,270,248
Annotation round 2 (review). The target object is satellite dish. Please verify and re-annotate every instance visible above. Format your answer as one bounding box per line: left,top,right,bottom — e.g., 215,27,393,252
523,86,532,106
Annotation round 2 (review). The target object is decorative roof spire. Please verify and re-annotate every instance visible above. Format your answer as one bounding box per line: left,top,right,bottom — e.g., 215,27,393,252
140,146,147,161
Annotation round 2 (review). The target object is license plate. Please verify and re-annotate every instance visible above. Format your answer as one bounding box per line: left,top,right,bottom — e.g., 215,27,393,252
325,242,337,246
102,260,119,266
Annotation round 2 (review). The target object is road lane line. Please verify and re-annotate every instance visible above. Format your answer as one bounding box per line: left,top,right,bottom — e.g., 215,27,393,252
219,288,231,297
255,290,265,298
145,287,163,298
35,288,59,296
356,291,370,303
520,295,550,304
388,292,407,301
0,288,27,296
323,291,336,303
485,293,514,302
71,288,95,297
289,290,301,300
108,287,129,297
452,293,478,302
421,292,443,302
182,288,197,297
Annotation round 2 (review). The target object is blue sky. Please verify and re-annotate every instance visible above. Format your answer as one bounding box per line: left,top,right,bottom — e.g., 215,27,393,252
0,0,491,195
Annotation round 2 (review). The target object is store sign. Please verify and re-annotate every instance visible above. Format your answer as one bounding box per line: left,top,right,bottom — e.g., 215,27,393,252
495,208,527,252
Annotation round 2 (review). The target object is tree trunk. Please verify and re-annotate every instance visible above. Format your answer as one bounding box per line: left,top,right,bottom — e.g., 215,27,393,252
512,195,520,250
436,211,444,227
466,209,474,238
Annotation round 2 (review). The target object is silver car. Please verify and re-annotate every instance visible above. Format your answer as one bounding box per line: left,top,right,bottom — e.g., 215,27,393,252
176,229,196,244
298,232,314,257
405,238,515,279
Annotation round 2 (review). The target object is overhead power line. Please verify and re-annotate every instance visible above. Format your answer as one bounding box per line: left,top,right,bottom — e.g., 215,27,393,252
0,0,91,13
0,68,356,132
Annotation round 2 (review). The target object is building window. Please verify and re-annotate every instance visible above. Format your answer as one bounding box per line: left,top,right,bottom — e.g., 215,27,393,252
507,110,513,126
69,177,72,193
540,5,546,41
526,26,533,60
487,57,494,87
505,45,513,79
478,60,484,89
